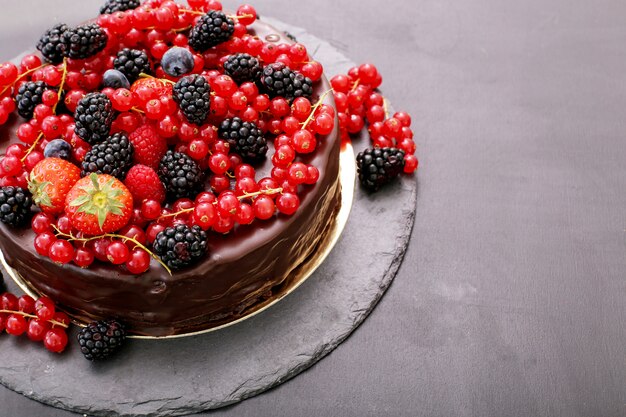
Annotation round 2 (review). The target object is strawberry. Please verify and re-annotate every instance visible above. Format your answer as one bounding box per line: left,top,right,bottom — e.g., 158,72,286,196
130,77,173,102
128,124,168,170
65,173,133,235
124,164,166,203
28,158,81,215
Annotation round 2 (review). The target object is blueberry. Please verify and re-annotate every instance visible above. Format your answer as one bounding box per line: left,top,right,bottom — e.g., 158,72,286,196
43,139,72,160
102,69,130,89
161,47,194,77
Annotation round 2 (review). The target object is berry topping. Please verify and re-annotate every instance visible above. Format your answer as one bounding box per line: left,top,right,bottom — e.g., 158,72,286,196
81,132,134,179
100,0,140,14
74,92,115,145
356,147,406,191
161,46,194,78
152,224,208,270
102,69,130,89
188,10,235,53
36,23,69,64
15,81,54,119
259,62,313,101
218,117,268,162
28,157,81,215
223,53,262,84
77,319,126,361
62,23,108,60
0,186,32,227
43,139,72,160
124,164,166,204
173,74,211,126
128,124,168,170
65,173,133,235
113,48,151,83
158,150,205,201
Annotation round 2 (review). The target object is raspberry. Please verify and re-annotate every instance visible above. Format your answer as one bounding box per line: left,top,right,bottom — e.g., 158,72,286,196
188,10,235,53
128,124,167,170
36,23,69,64
62,23,108,60
124,164,166,204
152,224,208,270
356,147,406,191
100,0,140,14
81,132,134,179
113,48,151,83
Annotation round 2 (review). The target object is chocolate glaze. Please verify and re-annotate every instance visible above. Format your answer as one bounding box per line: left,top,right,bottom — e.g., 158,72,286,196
0,19,341,336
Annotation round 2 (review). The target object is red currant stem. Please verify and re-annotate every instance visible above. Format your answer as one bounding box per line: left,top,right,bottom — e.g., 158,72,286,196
227,14,254,20
20,132,45,162
350,78,361,92
382,98,390,119
51,58,68,114
300,88,334,130
138,72,175,86
0,309,69,328
0,63,49,97
130,107,145,114
159,207,194,219
225,171,235,179
173,26,192,33
51,225,173,276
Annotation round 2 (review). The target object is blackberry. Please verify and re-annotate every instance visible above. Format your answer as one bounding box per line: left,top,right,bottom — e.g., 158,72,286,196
14,81,53,119
188,10,234,53
62,23,108,60
158,150,205,201
223,53,262,84
173,74,211,126
36,23,69,64
0,186,32,227
81,132,134,179
100,0,140,14
152,224,208,270
74,92,115,145
218,117,268,162
356,147,406,192
77,319,126,361
113,48,151,83
259,62,313,101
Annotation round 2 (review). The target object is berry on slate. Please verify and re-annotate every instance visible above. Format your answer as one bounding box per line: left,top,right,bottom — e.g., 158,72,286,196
218,117,268,162
128,124,167,170
152,224,208,270
173,74,211,126
188,10,235,53
158,150,205,201
65,173,133,235
124,164,166,204
15,81,53,119
161,47,194,78
223,53,262,84
113,48,151,83
356,147,406,191
28,157,81,215
0,186,32,227
259,62,313,101
62,23,108,60
74,92,115,145
36,23,69,64
100,0,140,14
81,132,134,179
77,319,126,361
43,139,72,160
102,69,130,89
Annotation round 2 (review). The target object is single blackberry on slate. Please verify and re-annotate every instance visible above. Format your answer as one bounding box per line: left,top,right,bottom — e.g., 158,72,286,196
74,92,115,144
36,23,69,64
172,74,211,126
188,10,235,53
218,117,268,162
223,53,262,84
0,186,32,227
113,48,151,83
77,319,126,361
356,147,406,192
62,23,108,60
259,62,313,101
152,224,208,270
100,0,140,14
158,150,205,201
14,81,53,119
81,132,134,179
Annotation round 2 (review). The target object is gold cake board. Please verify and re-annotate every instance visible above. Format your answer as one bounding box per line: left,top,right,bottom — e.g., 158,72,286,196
0,142,356,340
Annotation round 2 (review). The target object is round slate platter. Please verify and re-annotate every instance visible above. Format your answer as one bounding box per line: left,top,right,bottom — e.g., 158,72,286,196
0,18,418,417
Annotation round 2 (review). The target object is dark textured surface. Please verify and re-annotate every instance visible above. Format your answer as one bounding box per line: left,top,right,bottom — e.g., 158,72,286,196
2,0,626,417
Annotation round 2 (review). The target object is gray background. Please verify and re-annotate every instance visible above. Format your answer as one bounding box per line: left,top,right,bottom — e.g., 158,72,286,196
1,0,626,416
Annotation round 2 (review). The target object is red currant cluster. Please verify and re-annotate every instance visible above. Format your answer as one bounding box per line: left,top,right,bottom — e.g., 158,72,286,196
0,291,70,353
331,64,418,173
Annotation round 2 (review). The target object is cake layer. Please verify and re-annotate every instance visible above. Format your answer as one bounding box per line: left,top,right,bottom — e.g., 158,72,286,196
0,19,341,336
